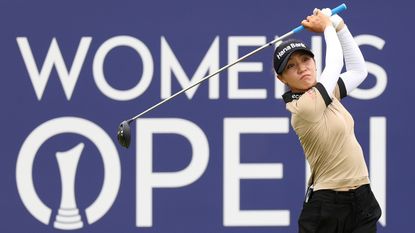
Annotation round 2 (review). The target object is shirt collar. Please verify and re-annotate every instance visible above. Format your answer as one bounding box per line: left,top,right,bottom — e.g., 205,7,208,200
282,91,304,103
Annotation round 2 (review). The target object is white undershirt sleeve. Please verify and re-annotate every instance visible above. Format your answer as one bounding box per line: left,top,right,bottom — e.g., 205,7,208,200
319,26,344,98
337,25,368,94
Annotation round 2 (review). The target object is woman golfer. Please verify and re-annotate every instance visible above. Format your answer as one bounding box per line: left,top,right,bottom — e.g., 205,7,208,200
273,9,382,233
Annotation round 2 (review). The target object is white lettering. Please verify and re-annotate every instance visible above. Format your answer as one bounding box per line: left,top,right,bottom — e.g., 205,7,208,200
136,118,209,227
228,36,267,99
17,37,91,100
18,34,387,101
349,35,387,99
223,117,290,226
370,117,387,226
93,36,154,101
161,36,220,99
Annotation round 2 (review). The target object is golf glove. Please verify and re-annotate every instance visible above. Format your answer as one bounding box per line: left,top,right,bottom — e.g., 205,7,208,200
314,8,344,31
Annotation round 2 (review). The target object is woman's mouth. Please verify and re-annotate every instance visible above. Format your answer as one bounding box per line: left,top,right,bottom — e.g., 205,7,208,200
300,74,311,80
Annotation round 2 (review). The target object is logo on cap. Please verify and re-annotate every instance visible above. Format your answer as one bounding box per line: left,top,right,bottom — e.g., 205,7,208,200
273,39,313,74
275,42,307,60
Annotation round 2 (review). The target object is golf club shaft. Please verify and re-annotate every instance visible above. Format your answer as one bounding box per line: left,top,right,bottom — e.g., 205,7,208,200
128,31,293,122
128,3,347,123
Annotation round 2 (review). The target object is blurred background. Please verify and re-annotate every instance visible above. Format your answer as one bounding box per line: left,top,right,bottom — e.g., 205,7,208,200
0,1,411,232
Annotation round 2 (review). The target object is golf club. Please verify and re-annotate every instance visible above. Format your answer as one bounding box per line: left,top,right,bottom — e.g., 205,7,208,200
117,3,347,148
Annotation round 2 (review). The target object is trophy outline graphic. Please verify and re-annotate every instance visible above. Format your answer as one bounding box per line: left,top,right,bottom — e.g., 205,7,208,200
16,117,121,230
53,143,85,230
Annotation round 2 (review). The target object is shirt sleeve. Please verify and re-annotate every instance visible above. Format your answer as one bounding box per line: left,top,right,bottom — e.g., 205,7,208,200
318,26,344,99
337,26,368,94
334,78,348,100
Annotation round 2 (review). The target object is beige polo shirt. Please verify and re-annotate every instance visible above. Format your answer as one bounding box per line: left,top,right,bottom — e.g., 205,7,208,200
283,80,370,191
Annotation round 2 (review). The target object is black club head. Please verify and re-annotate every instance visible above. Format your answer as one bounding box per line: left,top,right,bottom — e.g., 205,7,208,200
117,120,131,148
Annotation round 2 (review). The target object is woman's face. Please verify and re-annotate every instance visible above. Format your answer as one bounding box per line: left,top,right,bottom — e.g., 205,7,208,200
277,51,317,92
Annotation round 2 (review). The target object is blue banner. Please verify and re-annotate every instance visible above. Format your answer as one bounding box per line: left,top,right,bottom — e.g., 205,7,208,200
0,0,411,232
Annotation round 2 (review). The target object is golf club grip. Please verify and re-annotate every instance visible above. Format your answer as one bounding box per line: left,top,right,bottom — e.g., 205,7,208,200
292,3,347,33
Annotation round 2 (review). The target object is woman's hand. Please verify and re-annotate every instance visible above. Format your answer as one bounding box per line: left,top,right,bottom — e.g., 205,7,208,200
320,8,345,32
301,10,332,33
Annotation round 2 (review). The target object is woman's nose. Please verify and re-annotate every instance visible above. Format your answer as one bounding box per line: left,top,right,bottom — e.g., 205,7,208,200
297,63,307,73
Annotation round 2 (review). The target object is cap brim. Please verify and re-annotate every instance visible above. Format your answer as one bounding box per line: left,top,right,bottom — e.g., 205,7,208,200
277,49,314,74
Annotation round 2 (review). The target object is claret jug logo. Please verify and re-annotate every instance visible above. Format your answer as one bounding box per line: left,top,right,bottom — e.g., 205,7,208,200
16,117,121,230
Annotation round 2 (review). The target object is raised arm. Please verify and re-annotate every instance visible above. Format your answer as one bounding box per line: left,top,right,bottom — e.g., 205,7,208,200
337,26,368,94
302,10,344,99
322,8,368,95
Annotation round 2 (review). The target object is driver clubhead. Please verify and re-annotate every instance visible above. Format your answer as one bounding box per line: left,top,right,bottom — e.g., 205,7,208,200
117,120,131,148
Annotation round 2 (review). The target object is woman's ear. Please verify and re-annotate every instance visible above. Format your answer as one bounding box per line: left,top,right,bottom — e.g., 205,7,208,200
276,74,287,84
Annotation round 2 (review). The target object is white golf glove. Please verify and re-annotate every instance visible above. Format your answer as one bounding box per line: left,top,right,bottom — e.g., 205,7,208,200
313,8,344,31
